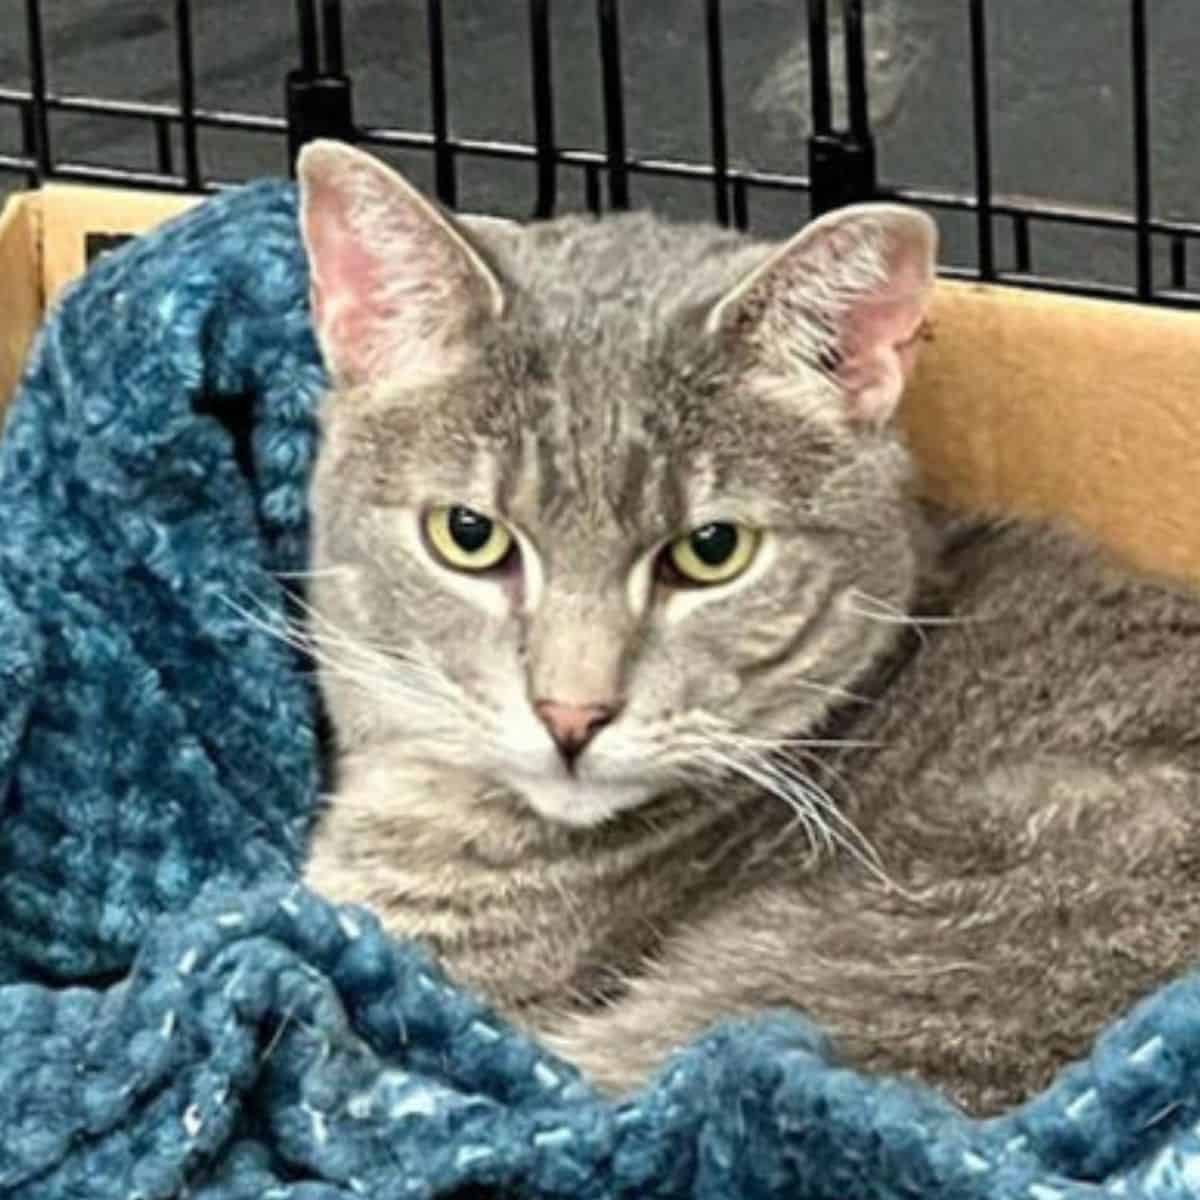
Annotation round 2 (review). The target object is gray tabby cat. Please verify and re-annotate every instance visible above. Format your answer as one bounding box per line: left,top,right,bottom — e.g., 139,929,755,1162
297,139,1200,1115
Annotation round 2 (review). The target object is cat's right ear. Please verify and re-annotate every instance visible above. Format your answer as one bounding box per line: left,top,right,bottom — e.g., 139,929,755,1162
297,140,507,388
705,204,937,427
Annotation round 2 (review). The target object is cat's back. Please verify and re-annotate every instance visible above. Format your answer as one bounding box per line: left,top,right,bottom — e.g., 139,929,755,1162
929,520,1199,764
847,517,1200,829
778,521,1200,1110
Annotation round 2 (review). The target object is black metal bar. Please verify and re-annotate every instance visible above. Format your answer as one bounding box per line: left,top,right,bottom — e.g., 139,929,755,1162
1170,235,1187,290
359,127,812,187
174,0,202,189
1,63,1197,257
984,273,1190,309
0,88,288,132
1130,0,1153,299
18,159,199,190
426,0,456,206
21,68,1200,241
584,163,601,214
295,0,320,76
24,0,51,177
596,0,630,209
285,75,354,165
4,0,1193,311
886,180,1200,239
968,0,995,280
703,0,730,225
731,177,749,231
1148,288,1200,307
321,0,345,75
18,102,37,186
9,65,1199,238
0,152,39,175
154,116,175,175
808,0,875,213
807,0,833,136
936,262,1199,309
841,0,870,139
287,0,353,165
1013,214,1032,273
528,0,557,218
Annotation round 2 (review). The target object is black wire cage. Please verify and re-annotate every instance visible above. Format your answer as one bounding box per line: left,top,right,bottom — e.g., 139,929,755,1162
2,0,1198,308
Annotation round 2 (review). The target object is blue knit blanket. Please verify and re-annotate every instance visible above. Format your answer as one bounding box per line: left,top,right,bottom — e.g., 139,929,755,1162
2,181,1200,1199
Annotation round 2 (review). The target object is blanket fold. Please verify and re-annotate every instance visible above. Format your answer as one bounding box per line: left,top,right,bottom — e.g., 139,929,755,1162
1,179,1199,1199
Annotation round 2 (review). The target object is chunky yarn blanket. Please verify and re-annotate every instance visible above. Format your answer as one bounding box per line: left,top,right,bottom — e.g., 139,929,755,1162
2,181,1200,1199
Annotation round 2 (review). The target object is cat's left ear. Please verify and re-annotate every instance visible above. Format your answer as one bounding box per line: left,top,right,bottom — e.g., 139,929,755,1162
297,140,507,388
705,204,937,426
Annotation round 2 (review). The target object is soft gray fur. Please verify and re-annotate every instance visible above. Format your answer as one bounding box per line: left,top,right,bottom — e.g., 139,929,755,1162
296,142,1200,1115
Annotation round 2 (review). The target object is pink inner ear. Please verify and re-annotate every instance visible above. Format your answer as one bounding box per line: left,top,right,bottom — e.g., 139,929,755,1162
299,144,503,389
712,203,936,428
838,290,928,424
304,178,388,385
834,232,932,425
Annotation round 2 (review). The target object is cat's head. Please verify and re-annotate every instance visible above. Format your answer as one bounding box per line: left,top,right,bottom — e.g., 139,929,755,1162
297,141,936,828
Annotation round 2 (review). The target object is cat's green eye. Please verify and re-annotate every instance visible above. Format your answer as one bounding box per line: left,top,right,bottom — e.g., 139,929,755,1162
665,523,760,586
425,505,515,572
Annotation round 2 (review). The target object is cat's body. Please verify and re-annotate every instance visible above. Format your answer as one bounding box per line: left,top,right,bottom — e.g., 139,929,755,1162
297,142,1200,1115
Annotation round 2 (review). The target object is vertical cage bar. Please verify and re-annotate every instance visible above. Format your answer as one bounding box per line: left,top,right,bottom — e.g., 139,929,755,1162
731,178,749,231
528,0,558,218
807,0,833,136
24,0,51,176
19,103,38,186
808,0,874,212
295,0,320,75
584,164,602,214
321,0,345,74
1169,236,1187,291
174,0,202,189
1013,214,1031,273
288,0,354,165
426,0,456,206
704,0,731,225
154,116,175,175
1130,0,1152,299
841,0,870,139
596,0,630,210
968,0,995,280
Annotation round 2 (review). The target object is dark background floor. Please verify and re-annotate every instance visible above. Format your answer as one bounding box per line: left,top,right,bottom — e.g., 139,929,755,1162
1,1,1198,292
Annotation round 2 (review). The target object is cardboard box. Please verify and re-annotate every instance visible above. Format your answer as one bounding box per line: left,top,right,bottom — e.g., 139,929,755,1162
0,186,202,412
2,185,1199,585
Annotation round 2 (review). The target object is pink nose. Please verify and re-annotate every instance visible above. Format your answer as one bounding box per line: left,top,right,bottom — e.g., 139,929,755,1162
534,700,620,769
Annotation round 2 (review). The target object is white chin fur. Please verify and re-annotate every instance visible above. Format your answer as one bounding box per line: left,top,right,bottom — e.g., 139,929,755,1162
512,774,654,828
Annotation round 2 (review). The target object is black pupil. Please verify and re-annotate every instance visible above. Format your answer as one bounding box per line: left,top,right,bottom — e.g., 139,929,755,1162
690,523,738,566
448,506,493,553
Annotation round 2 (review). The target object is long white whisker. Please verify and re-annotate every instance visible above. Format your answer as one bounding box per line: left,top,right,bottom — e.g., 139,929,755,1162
846,587,986,632
786,677,879,705
224,588,442,690
767,753,882,868
739,750,843,859
272,566,357,580
671,713,916,898
283,590,450,665
754,750,905,891
218,592,494,753
697,745,832,859
767,751,919,899
686,731,881,752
